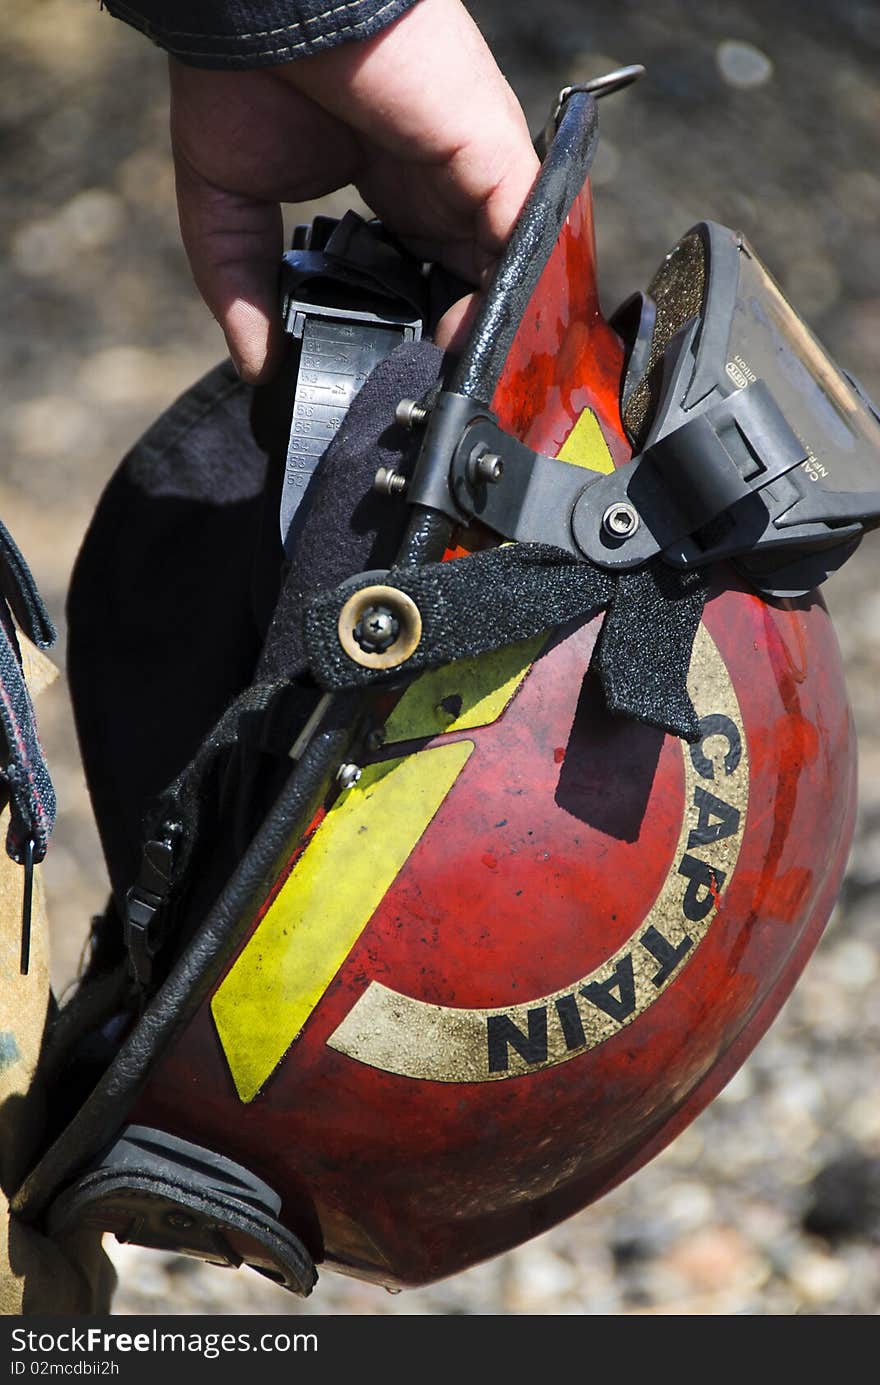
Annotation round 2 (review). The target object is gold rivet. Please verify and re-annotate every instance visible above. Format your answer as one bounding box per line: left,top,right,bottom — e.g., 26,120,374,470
337,585,423,670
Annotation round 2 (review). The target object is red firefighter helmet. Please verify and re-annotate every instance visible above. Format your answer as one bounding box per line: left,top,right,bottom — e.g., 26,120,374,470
14,77,878,1296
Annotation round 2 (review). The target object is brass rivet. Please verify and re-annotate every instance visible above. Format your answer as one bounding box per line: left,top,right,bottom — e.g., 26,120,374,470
338,585,422,670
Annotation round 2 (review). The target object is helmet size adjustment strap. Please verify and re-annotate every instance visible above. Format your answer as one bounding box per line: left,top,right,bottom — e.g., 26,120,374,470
278,212,424,557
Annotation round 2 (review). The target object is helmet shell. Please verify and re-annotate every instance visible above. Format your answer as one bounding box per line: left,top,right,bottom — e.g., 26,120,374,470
133,183,857,1287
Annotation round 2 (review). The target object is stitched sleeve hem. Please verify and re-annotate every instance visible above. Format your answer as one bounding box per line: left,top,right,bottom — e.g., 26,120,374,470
101,0,424,68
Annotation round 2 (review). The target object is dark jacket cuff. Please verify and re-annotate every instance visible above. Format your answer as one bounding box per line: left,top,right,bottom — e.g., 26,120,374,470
102,0,423,68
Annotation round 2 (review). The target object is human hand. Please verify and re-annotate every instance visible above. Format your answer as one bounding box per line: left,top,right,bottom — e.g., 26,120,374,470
169,0,539,382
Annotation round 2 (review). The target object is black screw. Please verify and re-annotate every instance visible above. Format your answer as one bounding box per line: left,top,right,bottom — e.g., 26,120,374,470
602,501,640,539
467,445,505,486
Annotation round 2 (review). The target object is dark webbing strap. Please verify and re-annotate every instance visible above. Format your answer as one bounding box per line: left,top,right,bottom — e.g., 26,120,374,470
304,543,707,742
0,520,56,865
141,679,321,888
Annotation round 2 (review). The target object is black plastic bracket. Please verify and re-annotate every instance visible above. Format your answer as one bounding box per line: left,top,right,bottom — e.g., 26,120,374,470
406,381,878,586
408,391,607,546
573,378,812,569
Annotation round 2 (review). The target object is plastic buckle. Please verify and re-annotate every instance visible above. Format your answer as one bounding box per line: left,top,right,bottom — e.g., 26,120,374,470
124,837,175,988
283,296,421,342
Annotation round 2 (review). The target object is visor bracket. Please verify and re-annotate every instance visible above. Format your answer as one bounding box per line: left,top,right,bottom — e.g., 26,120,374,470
408,380,876,594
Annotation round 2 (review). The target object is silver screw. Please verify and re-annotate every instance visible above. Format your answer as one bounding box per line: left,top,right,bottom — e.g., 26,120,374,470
373,465,407,497
354,605,400,653
395,398,429,430
336,762,362,789
602,501,640,539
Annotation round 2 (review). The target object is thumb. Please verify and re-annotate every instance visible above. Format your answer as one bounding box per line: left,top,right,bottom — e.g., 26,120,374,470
173,155,283,384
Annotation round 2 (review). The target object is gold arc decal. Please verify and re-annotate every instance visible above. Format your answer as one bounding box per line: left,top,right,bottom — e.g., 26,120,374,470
326,625,749,1082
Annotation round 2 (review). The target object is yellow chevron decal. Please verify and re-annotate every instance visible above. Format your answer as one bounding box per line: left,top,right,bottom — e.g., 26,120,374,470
211,740,474,1102
383,634,546,744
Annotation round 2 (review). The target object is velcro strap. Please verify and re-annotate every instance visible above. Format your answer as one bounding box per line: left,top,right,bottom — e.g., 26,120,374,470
304,545,707,742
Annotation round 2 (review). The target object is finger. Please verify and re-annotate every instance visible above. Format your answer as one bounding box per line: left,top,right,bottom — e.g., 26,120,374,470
168,58,363,382
173,153,284,384
282,0,539,258
433,292,481,352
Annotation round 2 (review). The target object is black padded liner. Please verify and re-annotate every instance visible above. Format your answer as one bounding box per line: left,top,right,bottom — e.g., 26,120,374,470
67,361,268,903
67,341,442,904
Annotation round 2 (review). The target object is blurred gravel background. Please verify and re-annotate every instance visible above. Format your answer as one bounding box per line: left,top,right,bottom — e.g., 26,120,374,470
4,0,879,1315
